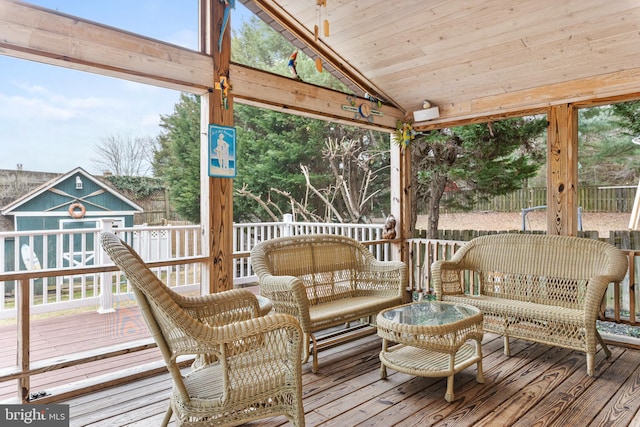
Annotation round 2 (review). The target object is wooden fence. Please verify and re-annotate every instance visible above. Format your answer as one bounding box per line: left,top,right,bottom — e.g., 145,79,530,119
440,186,637,213
419,229,600,242
117,188,180,225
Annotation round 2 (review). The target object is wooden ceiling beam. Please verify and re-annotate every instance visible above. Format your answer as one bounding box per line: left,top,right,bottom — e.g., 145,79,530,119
414,67,640,130
231,64,401,130
0,0,213,92
0,0,401,131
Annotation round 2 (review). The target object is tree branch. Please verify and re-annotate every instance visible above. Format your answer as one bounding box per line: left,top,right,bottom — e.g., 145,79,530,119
300,164,344,222
235,184,279,221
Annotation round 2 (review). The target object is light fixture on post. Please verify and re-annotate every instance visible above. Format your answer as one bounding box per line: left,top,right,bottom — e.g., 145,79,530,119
413,100,440,122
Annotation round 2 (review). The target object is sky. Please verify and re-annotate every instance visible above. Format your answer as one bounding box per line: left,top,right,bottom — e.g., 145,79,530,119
0,1,252,175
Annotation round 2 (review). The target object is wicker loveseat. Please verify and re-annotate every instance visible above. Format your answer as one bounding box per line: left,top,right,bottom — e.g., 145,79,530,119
432,233,628,376
251,234,407,373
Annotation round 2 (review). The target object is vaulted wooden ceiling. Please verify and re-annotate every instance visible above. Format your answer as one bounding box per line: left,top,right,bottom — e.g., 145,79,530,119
242,0,640,128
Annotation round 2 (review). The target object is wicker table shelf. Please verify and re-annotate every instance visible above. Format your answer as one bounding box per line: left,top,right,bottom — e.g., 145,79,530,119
376,301,484,402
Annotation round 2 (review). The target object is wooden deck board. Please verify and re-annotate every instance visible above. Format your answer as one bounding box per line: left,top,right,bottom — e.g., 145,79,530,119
2,307,640,425
332,336,509,426
546,347,640,427
68,335,640,426
0,307,159,401
59,332,640,427
507,348,620,427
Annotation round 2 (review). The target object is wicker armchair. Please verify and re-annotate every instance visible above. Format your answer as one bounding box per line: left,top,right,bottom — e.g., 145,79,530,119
251,234,406,373
101,232,305,427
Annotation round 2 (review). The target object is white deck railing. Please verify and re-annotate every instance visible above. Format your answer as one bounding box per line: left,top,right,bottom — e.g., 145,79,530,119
406,238,466,294
1,221,636,324
0,217,390,319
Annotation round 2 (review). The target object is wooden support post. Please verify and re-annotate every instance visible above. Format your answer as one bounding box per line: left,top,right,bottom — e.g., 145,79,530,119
390,133,402,261
391,133,413,302
400,144,414,238
17,278,29,403
547,104,579,236
200,0,234,293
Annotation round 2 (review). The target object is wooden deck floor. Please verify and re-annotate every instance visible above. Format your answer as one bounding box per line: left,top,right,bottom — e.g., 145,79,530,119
62,331,640,426
3,305,640,426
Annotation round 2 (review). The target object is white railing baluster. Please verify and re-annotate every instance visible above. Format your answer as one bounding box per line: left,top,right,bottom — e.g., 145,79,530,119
0,223,637,326
1,220,393,317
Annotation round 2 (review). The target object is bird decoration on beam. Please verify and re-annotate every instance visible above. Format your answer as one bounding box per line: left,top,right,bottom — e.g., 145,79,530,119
288,51,302,81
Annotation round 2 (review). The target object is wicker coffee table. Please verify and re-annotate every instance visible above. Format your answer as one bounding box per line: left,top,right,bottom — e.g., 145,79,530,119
376,301,484,402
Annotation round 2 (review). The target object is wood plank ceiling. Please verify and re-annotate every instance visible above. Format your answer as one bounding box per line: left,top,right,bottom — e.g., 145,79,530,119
242,0,640,128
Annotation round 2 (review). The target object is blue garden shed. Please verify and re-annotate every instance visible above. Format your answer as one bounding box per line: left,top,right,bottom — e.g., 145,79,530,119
1,167,143,272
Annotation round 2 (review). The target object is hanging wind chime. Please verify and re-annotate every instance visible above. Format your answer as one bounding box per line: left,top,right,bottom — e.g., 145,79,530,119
287,1,330,80
314,0,329,73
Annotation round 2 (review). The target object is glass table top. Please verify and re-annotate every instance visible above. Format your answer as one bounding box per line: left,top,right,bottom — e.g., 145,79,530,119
256,294,272,316
380,301,479,327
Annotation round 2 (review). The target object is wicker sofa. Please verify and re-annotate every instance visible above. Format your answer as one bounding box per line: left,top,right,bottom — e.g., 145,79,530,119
432,233,628,376
251,234,407,373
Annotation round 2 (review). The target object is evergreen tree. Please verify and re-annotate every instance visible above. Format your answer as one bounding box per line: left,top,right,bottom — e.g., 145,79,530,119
234,106,331,221
231,16,389,222
605,102,640,183
576,104,640,185
234,106,389,222
153,93,201,223
611,100,640,137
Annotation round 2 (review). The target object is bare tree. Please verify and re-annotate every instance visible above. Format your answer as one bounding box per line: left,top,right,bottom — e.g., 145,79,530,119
321,137,385,222
237,136,387,223
236,183,282,221
93,134,157,176
236,184,325,222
